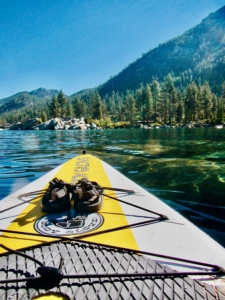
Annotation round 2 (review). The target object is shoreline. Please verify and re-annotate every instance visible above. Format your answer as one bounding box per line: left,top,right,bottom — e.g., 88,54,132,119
1,117,224,130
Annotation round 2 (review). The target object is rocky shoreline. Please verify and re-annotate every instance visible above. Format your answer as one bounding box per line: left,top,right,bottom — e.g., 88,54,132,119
0,117,224,130
6,117,100,130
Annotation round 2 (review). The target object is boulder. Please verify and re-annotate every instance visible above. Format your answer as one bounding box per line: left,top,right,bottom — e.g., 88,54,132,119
48,118,65,130
8,122,23,130
63,120,73,126
69,124,87,130
22,118,40,130
63,116,73,121
37,121,51,130
71,118,80,123
90,123,97,129
8,116,89,131
64,125,70,130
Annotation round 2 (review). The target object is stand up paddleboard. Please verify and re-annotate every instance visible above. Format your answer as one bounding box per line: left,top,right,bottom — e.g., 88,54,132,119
0,153,224,299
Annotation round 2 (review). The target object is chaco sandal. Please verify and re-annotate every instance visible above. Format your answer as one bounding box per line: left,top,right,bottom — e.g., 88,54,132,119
41,178,71,213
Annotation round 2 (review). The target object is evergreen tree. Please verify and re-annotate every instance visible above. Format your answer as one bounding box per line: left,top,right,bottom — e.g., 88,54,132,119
73,97,84,118
211,94,218,121
66,102,73,117
40,110,47,122
135,86,144,118
159,82,169,123
0,117,7,128
217,98,223,123
117,96,124,121
101,100,108,119
150,80,160,122
221,81,225,121
142,84,152,120
89,92,102,119
176,90,183,123
123,94,136,123
48,95,59,118
201,81,212,120
185,82,198,122
196,85,203,120
222,81,225,100
165,74,175,123
108,97,116,120
57,90,67,118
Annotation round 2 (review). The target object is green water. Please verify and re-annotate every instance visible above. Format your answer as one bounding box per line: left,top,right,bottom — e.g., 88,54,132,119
0,128,224,246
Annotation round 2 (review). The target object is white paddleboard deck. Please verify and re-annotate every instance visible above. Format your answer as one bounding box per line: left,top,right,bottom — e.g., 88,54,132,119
0,154,224,291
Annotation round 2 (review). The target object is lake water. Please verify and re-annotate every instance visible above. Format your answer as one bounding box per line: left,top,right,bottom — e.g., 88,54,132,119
0,128,225,247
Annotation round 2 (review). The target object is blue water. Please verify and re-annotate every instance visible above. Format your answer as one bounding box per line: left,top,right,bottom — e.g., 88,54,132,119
0,129,225,247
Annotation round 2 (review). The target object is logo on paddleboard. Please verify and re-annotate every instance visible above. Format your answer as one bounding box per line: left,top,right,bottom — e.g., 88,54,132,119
34,210,104,236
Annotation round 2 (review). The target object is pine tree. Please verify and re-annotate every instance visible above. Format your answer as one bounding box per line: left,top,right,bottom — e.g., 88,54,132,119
89,92,102,120
57,90,67,118
217,98,223,123
40,110,47,122
211,94,218,121
108,97,116,117
101,100,108,119
165,74,175,124
221,81,225,122
123,94,136,123
73,97,84,118
175,90,183,123
135,87,144,118
159,82,169,123
142,84,152,120
185,82,198,122
201,81,212,120
66,102,73,118
150,80,160,122
0,117,7,128
48,95,59,118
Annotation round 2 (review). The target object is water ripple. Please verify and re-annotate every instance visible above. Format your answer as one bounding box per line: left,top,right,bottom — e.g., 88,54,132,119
0,129,225,247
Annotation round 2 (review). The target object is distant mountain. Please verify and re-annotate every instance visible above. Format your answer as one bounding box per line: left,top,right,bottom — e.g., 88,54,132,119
98,5,225,96
1,5,225,117
69,88,95,98
0,88,60,113
29,87,59,99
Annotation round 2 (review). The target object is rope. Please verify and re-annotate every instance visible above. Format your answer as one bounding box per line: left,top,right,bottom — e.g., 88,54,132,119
0,239,223,284
0,179,224,285
0,228,222,272
1,269,222,284
0,244,44,267
0,189,46,214
103,192,168,219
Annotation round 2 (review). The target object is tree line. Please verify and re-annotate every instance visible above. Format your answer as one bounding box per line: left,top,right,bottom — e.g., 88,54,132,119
1,74,225,127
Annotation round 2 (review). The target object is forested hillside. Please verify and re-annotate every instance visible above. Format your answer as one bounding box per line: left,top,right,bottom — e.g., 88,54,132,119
1,6,225,127
0,88,59,112
98,6,225,96
0,88,60,125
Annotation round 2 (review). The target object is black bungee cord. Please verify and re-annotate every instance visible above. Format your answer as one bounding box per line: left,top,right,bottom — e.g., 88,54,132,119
0,179,224,284
0,229,224,285
0,240,224,284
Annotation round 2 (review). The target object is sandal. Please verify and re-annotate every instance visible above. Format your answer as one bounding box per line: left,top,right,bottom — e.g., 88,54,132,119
41,178,71,213
71,178,104,212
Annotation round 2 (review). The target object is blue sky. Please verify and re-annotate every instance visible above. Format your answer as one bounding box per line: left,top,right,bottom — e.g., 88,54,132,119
0,0,224,98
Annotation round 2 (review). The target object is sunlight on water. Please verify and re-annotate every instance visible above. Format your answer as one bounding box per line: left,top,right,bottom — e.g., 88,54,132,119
0,128,225,247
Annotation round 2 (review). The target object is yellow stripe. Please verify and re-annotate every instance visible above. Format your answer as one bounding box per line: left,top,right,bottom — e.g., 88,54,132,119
1,155,138,253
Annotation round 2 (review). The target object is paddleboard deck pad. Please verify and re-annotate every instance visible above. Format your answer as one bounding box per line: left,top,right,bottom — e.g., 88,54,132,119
0,154,225,299
0,240,223,300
